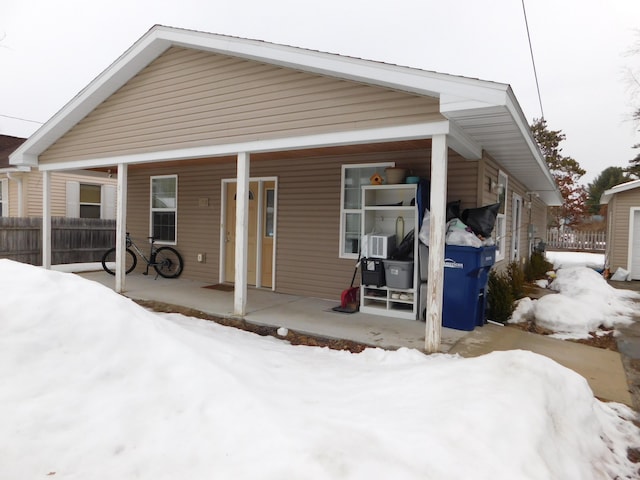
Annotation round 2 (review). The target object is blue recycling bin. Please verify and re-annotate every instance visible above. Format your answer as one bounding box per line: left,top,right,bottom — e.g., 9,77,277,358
442,245,496,331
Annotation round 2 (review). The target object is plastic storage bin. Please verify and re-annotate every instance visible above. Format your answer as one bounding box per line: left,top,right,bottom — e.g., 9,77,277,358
383,259,414,289
442,245,496,331
361,258,385,287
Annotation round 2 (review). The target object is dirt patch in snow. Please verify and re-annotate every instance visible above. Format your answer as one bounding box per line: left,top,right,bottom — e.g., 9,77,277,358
134,299,370,353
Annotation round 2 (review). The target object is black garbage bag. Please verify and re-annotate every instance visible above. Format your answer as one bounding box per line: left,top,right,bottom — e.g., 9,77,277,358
461,203,500,238
390,229,415,261
446,200,461,221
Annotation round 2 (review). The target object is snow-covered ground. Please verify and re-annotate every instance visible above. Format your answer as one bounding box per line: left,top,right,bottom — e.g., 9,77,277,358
1,258,640,479
511,251,640,339
545,250,605,270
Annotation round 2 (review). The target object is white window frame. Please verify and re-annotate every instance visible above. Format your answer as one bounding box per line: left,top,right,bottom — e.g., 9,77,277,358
79,183,102,219
494,170,508,261
339,162,394,259
0,178,8,217
150,174,178,245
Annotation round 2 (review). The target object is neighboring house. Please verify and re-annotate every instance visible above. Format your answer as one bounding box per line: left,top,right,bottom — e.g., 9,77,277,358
0,134,116,219
600,179,640,280
9,26,562,349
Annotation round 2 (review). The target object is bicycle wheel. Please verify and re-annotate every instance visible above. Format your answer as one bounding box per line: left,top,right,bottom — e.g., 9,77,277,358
153,246,184,278
101,248,137,275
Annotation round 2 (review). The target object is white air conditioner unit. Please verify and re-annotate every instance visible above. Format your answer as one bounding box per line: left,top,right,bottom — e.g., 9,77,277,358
363,234,396,259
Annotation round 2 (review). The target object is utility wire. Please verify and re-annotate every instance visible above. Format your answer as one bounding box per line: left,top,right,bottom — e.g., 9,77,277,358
0,113,44,124
522,0,545,119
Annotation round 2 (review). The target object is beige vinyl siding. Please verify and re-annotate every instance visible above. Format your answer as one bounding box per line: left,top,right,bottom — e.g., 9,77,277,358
125,148,474,299
481,154,545,270
0,171,116,218
40,47,443,165
607,189,640,271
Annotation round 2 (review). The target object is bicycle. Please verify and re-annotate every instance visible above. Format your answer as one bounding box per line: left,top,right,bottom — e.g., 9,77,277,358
102,232,184,278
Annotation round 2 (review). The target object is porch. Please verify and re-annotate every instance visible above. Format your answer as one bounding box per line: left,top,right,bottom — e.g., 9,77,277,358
80,270,469,352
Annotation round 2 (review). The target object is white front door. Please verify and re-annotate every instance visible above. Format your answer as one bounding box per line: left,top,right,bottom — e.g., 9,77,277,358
511,193,523,262
630,208,640,280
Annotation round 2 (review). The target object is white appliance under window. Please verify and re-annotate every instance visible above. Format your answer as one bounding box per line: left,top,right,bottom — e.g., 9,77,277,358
362,234,396,259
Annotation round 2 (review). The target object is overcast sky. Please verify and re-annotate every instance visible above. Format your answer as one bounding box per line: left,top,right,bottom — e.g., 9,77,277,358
1,0,639,185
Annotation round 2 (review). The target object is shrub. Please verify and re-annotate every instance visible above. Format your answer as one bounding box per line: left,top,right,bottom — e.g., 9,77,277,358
486,270,515,324
524,251,553,282
507,260,525,299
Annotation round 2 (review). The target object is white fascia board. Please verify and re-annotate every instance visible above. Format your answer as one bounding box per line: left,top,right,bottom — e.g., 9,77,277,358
0,166,30,173
39,121,450,171
155,26,512,105
503,88,562,205
601,179,640,204
9,24,511,167
9,31,171,167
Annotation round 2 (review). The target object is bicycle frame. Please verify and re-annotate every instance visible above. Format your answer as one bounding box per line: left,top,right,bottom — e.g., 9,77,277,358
126,234,161,276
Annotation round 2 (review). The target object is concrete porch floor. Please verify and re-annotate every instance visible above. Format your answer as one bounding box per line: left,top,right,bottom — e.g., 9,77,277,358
78,270,634,407
79,270,469,353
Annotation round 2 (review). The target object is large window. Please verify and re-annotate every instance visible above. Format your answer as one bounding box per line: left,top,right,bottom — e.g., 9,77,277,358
150,175,177,243
340,162,394,258
494,170,508,261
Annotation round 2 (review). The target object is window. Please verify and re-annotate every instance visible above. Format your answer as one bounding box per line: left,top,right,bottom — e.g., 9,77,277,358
340,162,394,258
151,175,177,243
0,179,7,217
494,170,508,261
264,188,275,238
79,184,102,219
66,181,115,219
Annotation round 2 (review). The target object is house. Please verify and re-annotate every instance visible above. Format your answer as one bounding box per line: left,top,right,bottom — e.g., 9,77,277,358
0,134,117,219
600,179,640,280
9,25,562,351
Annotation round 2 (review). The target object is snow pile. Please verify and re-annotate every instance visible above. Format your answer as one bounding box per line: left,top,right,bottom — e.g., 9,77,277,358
1,259,639,479
545,251,605,270
511,266,640,339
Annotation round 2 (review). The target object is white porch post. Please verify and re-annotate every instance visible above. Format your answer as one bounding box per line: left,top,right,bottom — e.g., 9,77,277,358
234,152,250,316
42,171,52,269
425,134,448,353
115,163,128,294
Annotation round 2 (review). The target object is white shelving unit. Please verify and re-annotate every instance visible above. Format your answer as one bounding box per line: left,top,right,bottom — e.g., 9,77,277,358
360,184,419,320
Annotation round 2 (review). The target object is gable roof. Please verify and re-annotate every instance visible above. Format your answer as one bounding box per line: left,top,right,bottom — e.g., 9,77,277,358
9,25,562,205
0,134,27,171
600,179,640,204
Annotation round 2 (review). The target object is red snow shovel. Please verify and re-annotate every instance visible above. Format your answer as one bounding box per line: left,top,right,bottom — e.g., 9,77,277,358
332,254,361,314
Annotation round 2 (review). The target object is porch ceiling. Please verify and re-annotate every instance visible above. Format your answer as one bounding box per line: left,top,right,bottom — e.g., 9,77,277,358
444,105,562,206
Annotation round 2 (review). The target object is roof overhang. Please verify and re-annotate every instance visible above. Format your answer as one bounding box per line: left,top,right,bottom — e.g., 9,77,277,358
600,179,640,204
10,25,561,205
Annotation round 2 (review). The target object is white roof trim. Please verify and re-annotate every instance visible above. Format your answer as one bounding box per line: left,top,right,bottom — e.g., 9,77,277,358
600,179,640,204
10,25,507,167
38,121,451,171
9,25,560,204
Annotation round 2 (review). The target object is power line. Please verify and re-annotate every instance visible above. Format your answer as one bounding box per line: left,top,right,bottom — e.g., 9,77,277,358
0,113,44,124
522,0,545,119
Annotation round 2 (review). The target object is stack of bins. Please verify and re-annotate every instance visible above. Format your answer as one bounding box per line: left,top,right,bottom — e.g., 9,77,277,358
442,245,496,331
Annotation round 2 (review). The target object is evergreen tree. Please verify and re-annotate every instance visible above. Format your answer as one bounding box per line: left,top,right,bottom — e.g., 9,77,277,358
586,166,630,215
626,109,640,178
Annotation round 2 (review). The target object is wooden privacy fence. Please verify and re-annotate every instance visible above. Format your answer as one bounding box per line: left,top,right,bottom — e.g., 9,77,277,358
0,217,116,266
545,229,606,252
